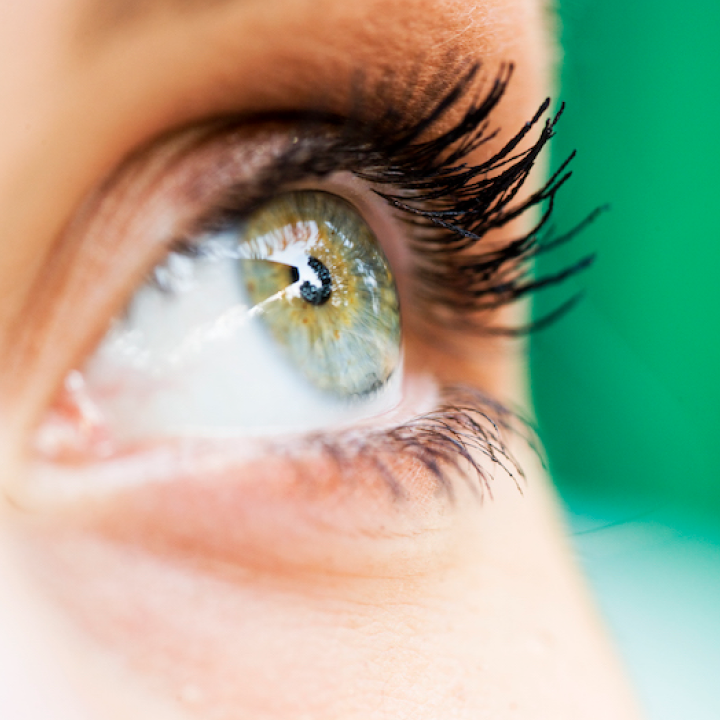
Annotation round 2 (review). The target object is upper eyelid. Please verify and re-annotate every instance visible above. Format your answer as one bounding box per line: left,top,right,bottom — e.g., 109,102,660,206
143,58,500,233
174,128,368,235
163,173,414,302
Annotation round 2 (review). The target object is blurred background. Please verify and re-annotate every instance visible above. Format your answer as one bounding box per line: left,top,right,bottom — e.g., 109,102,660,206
530,0,720,717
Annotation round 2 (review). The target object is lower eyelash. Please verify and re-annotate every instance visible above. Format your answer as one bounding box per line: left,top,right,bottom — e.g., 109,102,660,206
290,384,538,503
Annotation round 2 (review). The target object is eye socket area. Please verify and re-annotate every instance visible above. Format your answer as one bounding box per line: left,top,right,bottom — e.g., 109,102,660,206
5,80,545,715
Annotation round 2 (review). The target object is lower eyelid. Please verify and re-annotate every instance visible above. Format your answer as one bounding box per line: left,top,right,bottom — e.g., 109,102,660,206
23,440,455,583
36,455,448,579
21,381,524,577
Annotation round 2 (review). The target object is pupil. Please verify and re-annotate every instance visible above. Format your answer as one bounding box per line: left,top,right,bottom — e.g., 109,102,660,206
299,256,332,306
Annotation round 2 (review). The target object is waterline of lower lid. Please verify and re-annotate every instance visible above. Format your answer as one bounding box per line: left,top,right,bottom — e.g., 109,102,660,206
22,374,441,506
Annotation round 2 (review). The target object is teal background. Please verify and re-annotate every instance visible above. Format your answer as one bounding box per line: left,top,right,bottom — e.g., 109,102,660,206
530,1,720,717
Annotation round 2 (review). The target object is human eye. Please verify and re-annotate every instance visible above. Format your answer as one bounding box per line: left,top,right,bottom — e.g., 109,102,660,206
71,187,404,438
27,64,576,505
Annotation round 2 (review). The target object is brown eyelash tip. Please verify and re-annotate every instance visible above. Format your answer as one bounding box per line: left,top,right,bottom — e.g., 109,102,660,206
323,386,534,506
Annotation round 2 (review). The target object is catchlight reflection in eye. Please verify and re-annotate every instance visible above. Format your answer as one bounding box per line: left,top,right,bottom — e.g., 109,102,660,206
77,190,403,440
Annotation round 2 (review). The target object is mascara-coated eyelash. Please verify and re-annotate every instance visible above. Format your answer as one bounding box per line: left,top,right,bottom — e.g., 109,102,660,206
187,61,598,334
352,64,600,333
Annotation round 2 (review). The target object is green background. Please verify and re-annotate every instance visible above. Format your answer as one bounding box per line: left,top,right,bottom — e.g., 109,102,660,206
532,0,720,514
530,1,720,717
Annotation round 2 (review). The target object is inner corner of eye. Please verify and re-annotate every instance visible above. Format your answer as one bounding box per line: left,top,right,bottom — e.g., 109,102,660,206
71,188,404,445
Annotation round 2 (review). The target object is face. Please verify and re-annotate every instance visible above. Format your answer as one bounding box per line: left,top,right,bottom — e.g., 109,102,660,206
0,1,641,718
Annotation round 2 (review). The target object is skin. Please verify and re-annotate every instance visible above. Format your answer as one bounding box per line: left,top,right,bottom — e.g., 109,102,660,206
0,0,643,718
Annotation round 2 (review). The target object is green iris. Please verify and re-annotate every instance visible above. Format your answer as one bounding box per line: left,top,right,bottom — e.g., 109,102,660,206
238,191,402,398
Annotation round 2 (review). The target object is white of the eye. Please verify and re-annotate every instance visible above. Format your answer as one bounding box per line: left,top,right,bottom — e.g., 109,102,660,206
81,232,402,440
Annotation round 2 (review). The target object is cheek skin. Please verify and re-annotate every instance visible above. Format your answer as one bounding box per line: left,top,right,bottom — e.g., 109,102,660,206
15,445,640,720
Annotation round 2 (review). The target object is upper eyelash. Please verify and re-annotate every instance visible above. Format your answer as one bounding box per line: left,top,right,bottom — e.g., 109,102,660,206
185,61,598,334
353,64,598,334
